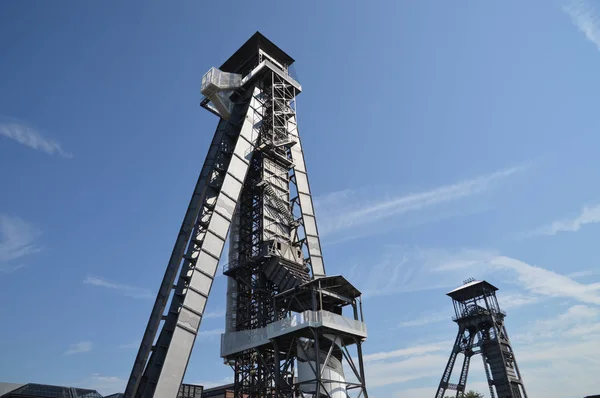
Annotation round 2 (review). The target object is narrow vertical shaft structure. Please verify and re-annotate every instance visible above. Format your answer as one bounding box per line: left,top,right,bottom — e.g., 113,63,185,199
434,279,527,398
124,32,369,398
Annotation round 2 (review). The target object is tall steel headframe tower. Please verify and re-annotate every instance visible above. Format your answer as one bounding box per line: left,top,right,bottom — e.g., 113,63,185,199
434,279,527,398
123,32,369,398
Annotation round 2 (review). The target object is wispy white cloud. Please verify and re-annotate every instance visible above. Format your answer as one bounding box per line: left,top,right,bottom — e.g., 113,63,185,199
367,353,446,389
508,305,600,397
0,215,42,273
514,304,600,344
358,248,600,397
358,340,452,390
363,341,450,362
197,328,223,339
64,341,93,356
564,0,600,51
490,256,600,305
0,263,25,274
397,311,450,328
367,302,600,397
0,117,72,158
84,276,153,299
189,376,234,390
357,246,498,297
118,341,139,349
203,309,226,319
354,245,600,308
314,165,525,239
496,291,542,309
72,374,126,396
569,269,598,278
531,203,600,236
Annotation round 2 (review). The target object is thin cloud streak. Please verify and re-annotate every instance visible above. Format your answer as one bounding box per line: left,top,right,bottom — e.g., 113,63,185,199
0,215,42,272
197,328,224,339
434,249,600,305
397,311,450,328
72,374,126,396
190,377,234,390
64,341,93,356
357,246,498,297
0,117,72,158
0,263,25,274
315,165,526,237
532,203,600,236
203,309,226,319
84,276,153,299
355,245,600,306
368,303,600,396
490,256,600,305
565,0,600,51
118,341,139,349
363,341,449,362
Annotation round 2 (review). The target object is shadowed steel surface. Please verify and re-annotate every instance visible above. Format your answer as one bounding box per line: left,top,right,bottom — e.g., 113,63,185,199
124,32,368,398
434,279,528,398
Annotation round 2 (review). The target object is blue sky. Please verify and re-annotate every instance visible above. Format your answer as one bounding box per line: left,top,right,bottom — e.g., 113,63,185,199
2,1,600,397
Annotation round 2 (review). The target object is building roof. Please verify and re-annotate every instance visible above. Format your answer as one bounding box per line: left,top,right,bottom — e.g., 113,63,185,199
0,383,103,398
446,280,498,302
219,31,295,73
0,384,25,397
201,383,233,396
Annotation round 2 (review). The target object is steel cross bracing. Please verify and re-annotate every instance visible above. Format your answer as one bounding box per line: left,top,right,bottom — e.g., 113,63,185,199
434,280,528,398
124,32,365,398
224,71,300,398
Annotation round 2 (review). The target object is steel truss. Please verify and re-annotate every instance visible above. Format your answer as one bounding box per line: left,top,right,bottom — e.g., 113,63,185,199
269,278,369,398
435,280,527,398
124,32,366,398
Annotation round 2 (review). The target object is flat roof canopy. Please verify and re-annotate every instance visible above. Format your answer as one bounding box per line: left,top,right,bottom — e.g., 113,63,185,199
220,31,295,73
275,275,362,313
447,280,498,302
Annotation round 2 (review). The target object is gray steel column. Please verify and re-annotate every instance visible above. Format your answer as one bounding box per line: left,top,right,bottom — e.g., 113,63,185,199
288,113,325,278
125,87,263,398
150,90,260,398
225,205,239,335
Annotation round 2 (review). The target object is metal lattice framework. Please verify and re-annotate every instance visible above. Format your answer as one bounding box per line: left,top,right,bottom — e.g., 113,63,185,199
435,280,528,398
123,32,369,398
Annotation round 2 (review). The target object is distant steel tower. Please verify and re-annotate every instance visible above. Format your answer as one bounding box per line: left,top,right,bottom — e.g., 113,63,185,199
435,279,527,398
123,32,369,398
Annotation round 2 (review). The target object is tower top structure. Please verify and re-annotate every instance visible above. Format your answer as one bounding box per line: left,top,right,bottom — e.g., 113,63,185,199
435,280,527,398
447,279,498,302
124,31,368,398
220,31,295,74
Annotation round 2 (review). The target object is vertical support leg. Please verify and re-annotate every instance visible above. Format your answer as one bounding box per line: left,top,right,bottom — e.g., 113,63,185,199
124,116,234,398
127,88,263,398
355,338,369,398
435,328,463,398
455,355,471,398
501,325,528,398
481,354,496,398
287,109,326,278
456,329,475,397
